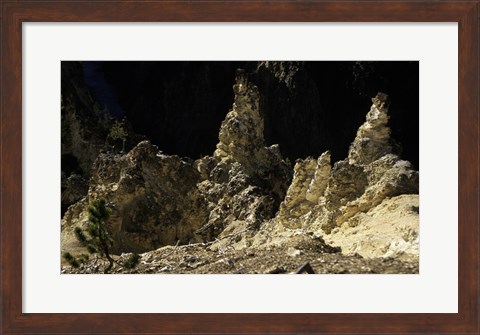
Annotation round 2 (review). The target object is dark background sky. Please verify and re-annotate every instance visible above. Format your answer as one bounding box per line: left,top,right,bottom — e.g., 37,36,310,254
79,61,419,168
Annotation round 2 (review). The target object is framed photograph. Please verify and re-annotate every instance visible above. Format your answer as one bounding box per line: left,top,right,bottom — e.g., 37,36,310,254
1,1,478,334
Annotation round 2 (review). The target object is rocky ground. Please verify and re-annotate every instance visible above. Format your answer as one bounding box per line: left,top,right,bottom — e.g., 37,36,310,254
62,241,419,275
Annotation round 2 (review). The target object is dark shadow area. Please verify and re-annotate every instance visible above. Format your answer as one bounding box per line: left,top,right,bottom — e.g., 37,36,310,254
71,61,419,167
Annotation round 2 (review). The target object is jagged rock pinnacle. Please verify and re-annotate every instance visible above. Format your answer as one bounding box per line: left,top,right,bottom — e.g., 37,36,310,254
269,93,419,261
348,92,393,165
193,69,292,241
276,151,331,229
305,151,331,203
214,69,265,167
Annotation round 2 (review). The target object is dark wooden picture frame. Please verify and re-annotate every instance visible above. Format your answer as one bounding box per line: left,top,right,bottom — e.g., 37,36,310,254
1,1,479,334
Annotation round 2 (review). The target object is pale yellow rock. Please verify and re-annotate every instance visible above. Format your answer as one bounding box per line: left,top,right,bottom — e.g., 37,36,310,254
305,151,331,203
214,70,264,168
276,157,317,228
323,194,419,261
348,93,393,165
271,93,419,262
276,151,331,229
333,154,418,227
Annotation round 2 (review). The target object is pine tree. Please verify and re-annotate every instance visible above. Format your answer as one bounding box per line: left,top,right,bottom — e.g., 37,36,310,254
62,252,80,268
124,253,141,269
74,198,115,273
108,120,127,153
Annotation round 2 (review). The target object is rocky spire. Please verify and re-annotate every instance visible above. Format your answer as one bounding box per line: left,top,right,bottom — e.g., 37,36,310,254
194,69,292,241
305,151,331,203
348,93,392,165
276,151,331,228
214,69,265,167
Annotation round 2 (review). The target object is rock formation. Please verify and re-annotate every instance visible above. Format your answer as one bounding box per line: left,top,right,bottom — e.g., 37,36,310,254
62,141,209,254
61,62,146,215
62,69,292,256
274,93,419,260
61,62,112,177
323,194,419,260
61,173,88,214
195,69,292,241
61,63,420,273
348,92,393,165
213,69,265,169
276,152,331,229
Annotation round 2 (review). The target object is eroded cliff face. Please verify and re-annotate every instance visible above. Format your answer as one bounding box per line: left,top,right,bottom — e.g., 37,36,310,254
61,62,111,214
61,64,419,272
61,62,146,215
61,62,111,177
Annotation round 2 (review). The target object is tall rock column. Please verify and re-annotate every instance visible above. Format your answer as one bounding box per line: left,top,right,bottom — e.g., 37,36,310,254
196,69,292,242
348,93,392,165
305,151,331,202
276,151,331,229
214,70,265,170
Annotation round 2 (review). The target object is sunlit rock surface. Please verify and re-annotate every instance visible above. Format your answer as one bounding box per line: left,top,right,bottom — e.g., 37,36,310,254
197,70,292,240
272,93,419,260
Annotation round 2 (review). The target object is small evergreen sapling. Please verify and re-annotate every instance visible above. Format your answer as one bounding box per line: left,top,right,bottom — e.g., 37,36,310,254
108,120,127,153
62,252,90,269
74,198,115,273
124,253,141,269
62,252,80,268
